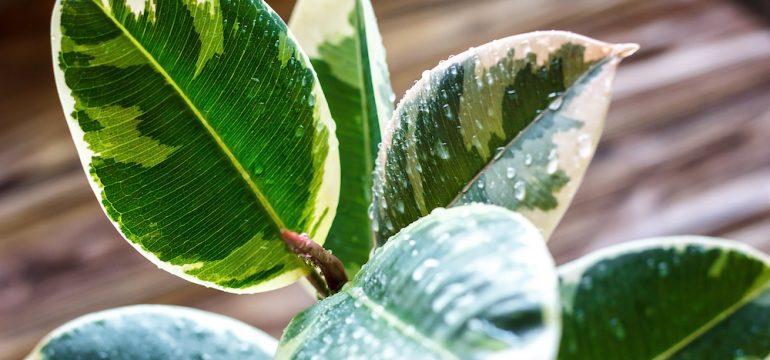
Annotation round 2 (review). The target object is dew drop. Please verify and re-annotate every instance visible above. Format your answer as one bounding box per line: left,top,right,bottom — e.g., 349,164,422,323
524,153,533,166
395,199,405,213
442,103,454,120
514,181,526,200
385,217,394,231
548,96,563,111
436,141,450,160
546,157,558,174
412,258,439,281
294,125,304,137
506,167,516,179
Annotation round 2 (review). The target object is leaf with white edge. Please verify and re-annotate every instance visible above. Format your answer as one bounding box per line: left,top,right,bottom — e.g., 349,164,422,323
558,237,770,359
372,31,637,245
26,305,276,360
276,204,560,360
51,0,339,293
290,0,395,278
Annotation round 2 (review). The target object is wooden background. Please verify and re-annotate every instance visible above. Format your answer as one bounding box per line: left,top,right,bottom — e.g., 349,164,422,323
1,0,769,358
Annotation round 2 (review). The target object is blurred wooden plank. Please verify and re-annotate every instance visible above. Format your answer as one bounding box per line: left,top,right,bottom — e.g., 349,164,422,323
551,85,770,261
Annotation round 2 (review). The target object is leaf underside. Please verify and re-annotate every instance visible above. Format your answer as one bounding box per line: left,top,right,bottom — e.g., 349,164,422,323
277,204,560,360
558,237,770,359
372,31,636,246
27,305,276,360
290,0,395,278
52,0,339,293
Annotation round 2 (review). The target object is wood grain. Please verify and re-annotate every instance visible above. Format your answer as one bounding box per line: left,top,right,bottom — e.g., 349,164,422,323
1,0,769,358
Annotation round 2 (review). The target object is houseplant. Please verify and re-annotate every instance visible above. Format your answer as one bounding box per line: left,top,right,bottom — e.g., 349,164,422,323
31,0,770,358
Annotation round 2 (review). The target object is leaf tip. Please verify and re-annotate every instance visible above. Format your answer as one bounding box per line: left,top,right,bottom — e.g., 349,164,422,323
613,43,640,58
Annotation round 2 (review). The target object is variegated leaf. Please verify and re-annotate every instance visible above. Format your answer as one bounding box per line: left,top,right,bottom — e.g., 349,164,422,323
372,31,637,245
290,0,395,278
26,305,276,360
276,204,560,360
51,0,339,293
559,237,770,359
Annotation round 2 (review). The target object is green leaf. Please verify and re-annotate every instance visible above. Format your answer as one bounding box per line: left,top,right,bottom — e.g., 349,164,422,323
558,237,770,359
289,0,395,278
372,31,637,245
51,0,340,293
26,305,276,360
276,204,560,360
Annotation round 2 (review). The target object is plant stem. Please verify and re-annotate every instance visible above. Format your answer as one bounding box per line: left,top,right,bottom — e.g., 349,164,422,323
280,230,348,298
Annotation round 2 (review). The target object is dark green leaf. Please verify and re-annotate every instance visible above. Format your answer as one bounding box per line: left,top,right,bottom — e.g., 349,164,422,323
290,0,395,278
558,237,770,359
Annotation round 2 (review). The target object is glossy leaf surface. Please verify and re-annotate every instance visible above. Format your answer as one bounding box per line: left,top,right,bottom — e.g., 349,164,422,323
51,0,339,292
277,204,560,360
372,31,637,245
26,305,276,360
558,237,770,359
290,0,394,277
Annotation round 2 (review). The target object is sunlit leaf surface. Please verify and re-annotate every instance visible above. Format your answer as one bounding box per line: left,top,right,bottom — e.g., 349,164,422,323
372,31,637,245
277,204,560,360
51,0,339,292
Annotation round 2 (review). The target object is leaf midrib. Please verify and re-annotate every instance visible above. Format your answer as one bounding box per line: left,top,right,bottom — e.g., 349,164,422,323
347,286,460,359
445,57,610,208
90,0,287,231
353,0,376,242
653,279,770,359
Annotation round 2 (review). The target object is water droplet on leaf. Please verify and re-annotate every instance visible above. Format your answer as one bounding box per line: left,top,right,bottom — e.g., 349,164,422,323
506,167,516,179
514,181,526,200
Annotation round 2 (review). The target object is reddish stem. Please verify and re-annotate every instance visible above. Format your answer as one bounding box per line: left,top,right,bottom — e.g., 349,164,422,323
281,230,348,297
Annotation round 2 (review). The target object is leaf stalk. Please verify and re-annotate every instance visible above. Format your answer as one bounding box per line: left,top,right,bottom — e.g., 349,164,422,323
281,230,349,298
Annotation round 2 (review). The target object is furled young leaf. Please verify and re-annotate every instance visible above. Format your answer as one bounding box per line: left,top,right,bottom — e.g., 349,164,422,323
558,237,770,359
372,31,637,245
26,305,277,360
51,0,340,293
276,204,560,360
290,0,395,277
